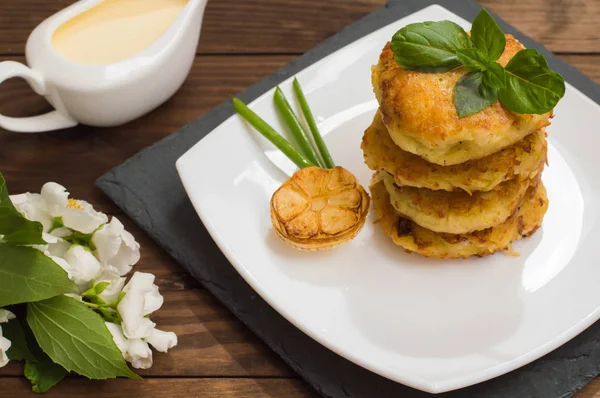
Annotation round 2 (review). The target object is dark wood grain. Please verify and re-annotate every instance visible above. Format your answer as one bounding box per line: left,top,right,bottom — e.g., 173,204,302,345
1,1,600,397
0,0,599,56
0,378,317,398
482,0,600,53
0,0,384,56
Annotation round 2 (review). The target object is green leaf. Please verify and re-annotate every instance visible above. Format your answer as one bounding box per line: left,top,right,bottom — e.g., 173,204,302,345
0,173,45,245
5,314,68,393
453,71,498,117
483,62,507,88
25,358,68,393
27,295,139,380
63,230,96,251
390,20,473,72
3,317,35,361
455,48,490,72
94,282,110,295
0,245,75,306
471,8,506,62
499,49,566,114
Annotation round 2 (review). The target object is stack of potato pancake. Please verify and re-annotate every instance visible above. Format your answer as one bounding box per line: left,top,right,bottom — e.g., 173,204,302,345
362,35,551,259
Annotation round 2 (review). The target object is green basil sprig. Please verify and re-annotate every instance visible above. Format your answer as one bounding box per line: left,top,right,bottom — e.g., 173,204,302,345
390,21,473,72
390,9,565,117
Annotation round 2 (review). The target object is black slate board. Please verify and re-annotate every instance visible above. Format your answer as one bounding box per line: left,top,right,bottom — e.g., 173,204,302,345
97,1,600,397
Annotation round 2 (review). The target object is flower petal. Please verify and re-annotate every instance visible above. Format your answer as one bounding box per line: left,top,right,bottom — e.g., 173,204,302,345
143,285,164,316
10,193,53,232
118,272,157,339
0,310,15,324
47,239,71,258
92,217,140,275
95,267,127,303
105,322,128,357
0,326,11,368
50,227,72,238
146,328,178,353
63,245,102,286
40,182,69,210
59,206,107,234
127,339,153,369
50,256,72,280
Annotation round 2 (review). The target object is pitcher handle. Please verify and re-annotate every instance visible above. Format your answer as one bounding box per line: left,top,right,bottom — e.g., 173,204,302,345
0,61,78,133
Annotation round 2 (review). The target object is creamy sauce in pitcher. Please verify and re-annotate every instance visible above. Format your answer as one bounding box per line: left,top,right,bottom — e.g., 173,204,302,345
52,0,188,64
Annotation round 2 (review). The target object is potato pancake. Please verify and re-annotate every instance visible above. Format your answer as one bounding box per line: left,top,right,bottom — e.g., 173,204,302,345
381,171,540,234
372,35,552,165
370,177,547,259
362,112,547,193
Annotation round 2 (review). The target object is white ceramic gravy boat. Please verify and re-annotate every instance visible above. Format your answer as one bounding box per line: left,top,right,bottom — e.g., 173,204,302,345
0,0,206,133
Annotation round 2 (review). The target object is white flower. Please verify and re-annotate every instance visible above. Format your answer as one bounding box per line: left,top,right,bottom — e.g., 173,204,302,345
40,233,71,258
0,310,15,324
0,310,15,368
63,245,102,286
40,182,68,211
94,267,126,303
105,322,153,369
12,183,107,235
146,328,178,353
50,256,72,279
40,182,108,234
10,193,52,232
58,199,107,234
118,272,161,339
92,217,140,276
127,338,153,369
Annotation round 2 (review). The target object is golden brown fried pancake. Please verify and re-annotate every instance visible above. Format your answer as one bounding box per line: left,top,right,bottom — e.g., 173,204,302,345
362,113,547,193
381,171,539,234
371,177,547,259
372,35,552,166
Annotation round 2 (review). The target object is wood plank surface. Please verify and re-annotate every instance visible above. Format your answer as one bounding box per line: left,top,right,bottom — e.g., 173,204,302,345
0,0,385,56
0,0,598,56
0,378,318,398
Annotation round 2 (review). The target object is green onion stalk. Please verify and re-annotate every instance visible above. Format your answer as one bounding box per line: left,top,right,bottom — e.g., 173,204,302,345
232,97,314,169
273,87,325,168
292,78,335,168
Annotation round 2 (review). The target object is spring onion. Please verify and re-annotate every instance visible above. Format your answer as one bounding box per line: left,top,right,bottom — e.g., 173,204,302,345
273,87,324,168
293,78,335,168
232,97,314,169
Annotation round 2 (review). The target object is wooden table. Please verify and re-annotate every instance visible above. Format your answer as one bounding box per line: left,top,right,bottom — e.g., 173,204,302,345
0,0,599,396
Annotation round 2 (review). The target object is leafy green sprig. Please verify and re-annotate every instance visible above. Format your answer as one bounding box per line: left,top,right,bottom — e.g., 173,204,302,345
391,9,565,117
0,174,138,393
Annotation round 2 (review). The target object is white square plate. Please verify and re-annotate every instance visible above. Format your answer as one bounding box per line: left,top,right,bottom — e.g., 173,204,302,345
176,5,600,393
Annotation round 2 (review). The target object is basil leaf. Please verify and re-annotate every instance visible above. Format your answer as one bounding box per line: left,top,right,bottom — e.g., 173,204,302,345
25,358,68,393
483,62,507,88
471,8,506,62
0,173,45,245
27,295,139,380
455,48,490,72
3,317,36,361
391,20,473,72
454,71,498,117
0,245,75,306
499,49,566,114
